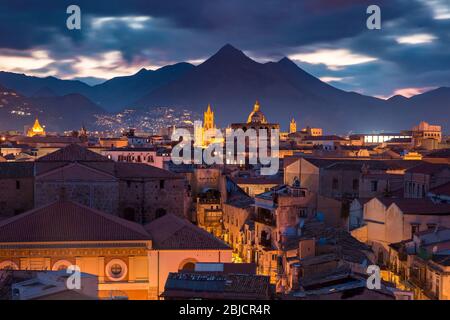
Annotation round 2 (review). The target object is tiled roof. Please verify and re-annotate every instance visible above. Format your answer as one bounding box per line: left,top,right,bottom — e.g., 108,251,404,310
429,182,450,196
432,254,450,266
391,198,450,215
0,201,151,243
406,163,450,175
37,144,111,162
303,135,345,141
231,176,283,185
114,162,181,179
145,214,230,250
0,162,34,178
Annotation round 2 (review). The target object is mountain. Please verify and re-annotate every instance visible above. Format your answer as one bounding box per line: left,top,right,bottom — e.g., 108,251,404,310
0,85,104,132
0,71,92,98
0,44,449,133
0,63,195,113
133,45,450,133
90,62,195,111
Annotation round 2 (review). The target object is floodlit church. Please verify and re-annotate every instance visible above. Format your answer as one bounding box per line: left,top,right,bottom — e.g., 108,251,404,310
27,118,46,137
230,100,280,132
195,104,224,147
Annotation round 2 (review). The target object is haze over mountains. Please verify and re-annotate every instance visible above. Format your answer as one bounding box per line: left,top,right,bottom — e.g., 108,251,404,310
0,44,449,133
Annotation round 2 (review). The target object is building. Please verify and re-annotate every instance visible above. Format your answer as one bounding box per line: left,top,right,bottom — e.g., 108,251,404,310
351,197,450,265
404,163,450,199
387,228,450,299
412,121,442,148
27,118,46,137
0,162,34,218
289,118,297,134
100,147,168,169
34,144,189,223
0,202,232,300
0,270,98,300
162,271,271,300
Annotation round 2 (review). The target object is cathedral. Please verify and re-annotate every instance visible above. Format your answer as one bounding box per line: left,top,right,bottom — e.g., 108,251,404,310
27,118,46,137
231,100,280,132
195,104,223,147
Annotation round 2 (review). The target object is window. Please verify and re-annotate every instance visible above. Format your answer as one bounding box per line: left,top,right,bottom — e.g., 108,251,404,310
352,179,359,191
411,224,420,235
15,180,20,190
370,180,378,192
106,259,127,281
110,264,123,276
332,178,338,190
159,180,165,189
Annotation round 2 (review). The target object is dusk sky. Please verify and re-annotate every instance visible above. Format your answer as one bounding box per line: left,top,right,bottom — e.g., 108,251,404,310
0,0,449,98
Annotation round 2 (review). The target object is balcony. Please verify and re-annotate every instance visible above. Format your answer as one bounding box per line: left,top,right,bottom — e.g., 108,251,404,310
255,207,276,226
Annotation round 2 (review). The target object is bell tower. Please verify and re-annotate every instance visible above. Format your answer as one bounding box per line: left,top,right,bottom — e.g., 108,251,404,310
289,118,297,133
204,104,215,131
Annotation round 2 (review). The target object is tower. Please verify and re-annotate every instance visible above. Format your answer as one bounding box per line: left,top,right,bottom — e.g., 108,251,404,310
27,117,46,137
289,118,297,133
203,104,215,131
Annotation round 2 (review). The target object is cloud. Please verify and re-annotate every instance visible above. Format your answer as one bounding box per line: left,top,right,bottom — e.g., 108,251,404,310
319,76,345,83
0,49,56,76
0,0,448,98
396,33,437,44
392,87,437,98
289,49,377,70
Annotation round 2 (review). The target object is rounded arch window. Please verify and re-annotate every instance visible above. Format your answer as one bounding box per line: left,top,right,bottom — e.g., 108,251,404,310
0,260,19,270
178,258,198,272
106,259,128,281
52,260,72,271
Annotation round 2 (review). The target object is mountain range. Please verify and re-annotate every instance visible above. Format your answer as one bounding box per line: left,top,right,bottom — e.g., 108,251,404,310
0,44,449,133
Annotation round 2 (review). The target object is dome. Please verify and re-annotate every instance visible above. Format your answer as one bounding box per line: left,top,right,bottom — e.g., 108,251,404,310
247,101,267,124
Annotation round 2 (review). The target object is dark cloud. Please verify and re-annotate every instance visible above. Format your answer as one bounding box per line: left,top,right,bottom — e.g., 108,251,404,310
0,0,448,96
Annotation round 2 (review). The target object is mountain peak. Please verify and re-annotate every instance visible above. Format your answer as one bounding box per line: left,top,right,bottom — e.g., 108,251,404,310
277,56,297,68
205,44,254,65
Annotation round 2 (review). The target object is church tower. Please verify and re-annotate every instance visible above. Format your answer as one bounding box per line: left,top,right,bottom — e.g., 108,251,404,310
289,118,297,133
203,104,215,131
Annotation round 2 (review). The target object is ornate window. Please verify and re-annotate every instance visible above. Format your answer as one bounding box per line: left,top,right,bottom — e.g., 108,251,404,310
106,259,128,281
0,260,19,270
52,260,72,271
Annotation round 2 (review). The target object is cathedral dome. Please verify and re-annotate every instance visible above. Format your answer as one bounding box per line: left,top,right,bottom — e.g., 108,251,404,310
247,101,267,124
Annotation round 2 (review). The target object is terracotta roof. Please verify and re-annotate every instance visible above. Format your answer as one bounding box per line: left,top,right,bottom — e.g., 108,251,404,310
390,198,450,215
429,182,450,196
231,176,283,185
303,135,345,141
0,162,34,178
144,214,230,250
0,201,151,243
37,144,111,162
406,163,450,175
114,162,181,179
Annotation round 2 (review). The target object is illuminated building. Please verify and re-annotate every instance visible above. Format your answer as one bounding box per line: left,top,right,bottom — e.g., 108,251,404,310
289,118,297,134
0,201,232,300
194,104,223,147
27,118,46,137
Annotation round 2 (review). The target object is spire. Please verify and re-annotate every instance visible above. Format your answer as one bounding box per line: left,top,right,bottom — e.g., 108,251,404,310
289,117,297,133
254,100,260,112
203,104,215,130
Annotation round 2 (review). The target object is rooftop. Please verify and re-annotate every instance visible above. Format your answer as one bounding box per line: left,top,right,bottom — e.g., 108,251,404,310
0,201,151,243
144,214,230,250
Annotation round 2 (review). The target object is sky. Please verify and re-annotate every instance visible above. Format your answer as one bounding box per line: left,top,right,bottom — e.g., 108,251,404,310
0,0,449,98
